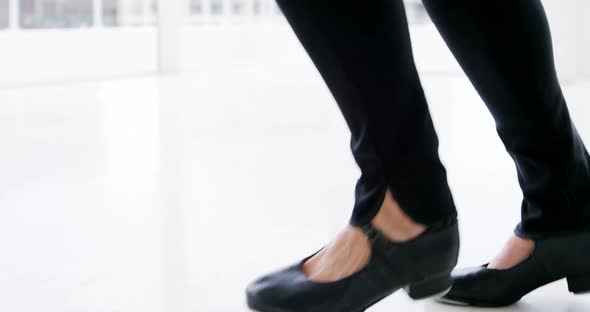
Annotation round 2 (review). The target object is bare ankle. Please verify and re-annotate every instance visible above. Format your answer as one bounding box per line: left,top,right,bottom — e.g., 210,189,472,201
302,226,371,282
370,189,426,242
488,234,535,270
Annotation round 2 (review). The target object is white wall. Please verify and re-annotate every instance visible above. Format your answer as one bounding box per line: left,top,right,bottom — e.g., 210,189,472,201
0,28,158,87
579,0,590,78
543,0,579,82
0,0,587,86
180,1,585,83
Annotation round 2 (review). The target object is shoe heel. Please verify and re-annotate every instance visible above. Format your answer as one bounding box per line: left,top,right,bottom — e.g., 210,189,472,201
404,272,452,300
567,274,590,294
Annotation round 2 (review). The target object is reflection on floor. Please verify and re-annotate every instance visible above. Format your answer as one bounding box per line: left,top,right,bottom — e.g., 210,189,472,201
0,70,589,312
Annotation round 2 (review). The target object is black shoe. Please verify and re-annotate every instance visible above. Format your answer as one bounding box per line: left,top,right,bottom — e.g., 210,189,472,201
439,229,590,307
246,219,459,312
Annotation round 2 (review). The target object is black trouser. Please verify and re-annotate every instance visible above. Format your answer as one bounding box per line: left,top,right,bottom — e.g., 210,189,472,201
275,0,590,238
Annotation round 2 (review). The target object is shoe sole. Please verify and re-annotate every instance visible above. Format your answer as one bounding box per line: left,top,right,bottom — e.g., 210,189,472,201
248,286,453,312
436,273,590,308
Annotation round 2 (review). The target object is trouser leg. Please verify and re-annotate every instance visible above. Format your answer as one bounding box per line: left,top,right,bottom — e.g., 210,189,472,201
276,0,456,226
422,0,590,237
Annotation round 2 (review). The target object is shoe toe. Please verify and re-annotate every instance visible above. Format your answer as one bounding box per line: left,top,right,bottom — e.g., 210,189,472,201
246,273,282,308
440,265,487,305
246,264,304,310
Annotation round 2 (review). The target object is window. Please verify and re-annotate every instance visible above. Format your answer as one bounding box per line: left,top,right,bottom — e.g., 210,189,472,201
103,0,157,27
230,0,246,16
186,0,281,24
20,0,93,29
182,1,428,26
210,0,223,16
189,0,203,15
252,0,263,16
0,0,9,28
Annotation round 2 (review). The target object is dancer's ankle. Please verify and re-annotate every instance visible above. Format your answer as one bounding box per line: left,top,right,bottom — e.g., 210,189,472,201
488,234,535,270
370,189,427,242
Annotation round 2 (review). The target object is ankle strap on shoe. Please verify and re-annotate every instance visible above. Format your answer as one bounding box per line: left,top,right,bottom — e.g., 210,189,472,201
360,223,386,244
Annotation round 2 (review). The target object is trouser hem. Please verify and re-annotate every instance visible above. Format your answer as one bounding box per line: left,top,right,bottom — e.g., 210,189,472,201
514,222,590,240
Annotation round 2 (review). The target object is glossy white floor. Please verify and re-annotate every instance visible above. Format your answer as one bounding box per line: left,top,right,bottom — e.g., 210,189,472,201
1,63,589,312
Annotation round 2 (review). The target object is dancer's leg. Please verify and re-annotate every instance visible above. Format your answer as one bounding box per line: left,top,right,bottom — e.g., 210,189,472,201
246,2,462,309
277,0,456,227
422,0,590,268
273,0,457,281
